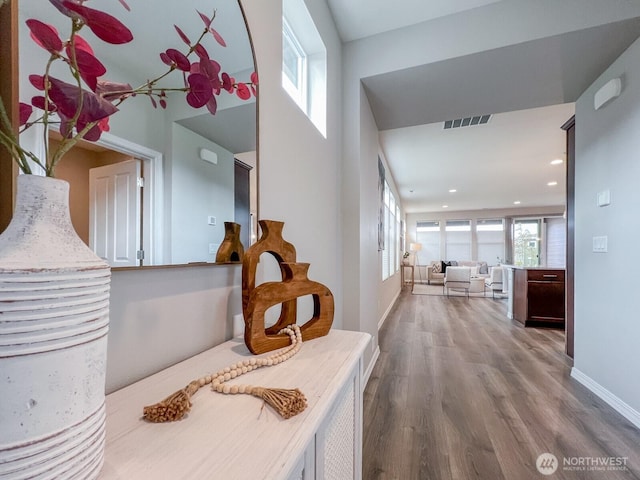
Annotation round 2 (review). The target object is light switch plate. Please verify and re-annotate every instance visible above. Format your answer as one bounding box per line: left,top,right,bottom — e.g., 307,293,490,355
208,216,216,226
597,190,611,207
593,236,608,253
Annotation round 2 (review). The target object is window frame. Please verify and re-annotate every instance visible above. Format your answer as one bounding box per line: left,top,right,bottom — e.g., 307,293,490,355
445,219,471,261
282,17,307,110
381,181,400,281
415,220,440,266
476,218,505,265
281,0,327,136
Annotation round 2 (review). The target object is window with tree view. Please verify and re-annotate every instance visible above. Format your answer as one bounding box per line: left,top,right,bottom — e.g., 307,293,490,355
513,219,541,266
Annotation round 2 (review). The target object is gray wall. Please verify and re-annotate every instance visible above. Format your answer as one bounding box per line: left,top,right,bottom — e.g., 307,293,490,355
107,265,242,393
573,36,640,422
169,124,234,264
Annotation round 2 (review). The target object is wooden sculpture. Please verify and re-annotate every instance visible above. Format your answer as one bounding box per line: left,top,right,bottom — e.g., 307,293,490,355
244,263,334,354
242,220,334,354
216,222,244,263
242,220,297,334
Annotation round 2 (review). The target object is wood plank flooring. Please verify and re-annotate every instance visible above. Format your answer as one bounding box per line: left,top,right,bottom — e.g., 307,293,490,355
363,288,640,479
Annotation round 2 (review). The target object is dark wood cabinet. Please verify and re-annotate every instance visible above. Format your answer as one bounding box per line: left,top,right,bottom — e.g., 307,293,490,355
513,268,565,328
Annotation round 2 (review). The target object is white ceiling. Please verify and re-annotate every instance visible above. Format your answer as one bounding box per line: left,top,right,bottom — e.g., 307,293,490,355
326,0,503,42
380,103,573,213
328,0,640,214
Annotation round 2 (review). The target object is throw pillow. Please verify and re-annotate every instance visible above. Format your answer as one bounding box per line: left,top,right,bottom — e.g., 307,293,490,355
441,261,451,273
479,262,489,274
450,260,458,266
432,262,442,273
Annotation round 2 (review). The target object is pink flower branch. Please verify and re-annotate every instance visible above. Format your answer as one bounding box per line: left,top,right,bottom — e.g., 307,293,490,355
1,0,258,177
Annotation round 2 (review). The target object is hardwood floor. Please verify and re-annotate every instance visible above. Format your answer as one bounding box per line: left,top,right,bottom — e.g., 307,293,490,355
363,288,640,479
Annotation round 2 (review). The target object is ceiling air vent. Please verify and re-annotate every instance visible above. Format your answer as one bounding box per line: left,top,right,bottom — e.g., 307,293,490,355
444,114,491,130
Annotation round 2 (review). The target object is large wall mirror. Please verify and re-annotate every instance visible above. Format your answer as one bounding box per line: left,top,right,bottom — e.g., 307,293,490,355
17,0,257,268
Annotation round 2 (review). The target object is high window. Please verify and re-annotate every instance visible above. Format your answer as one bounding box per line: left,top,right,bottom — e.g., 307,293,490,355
415,221,440,265
282,18,306,109
476,219,505,264
445,220,471,260
282,0,327,136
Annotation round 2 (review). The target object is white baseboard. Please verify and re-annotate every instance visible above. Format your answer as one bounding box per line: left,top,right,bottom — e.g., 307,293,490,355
378,290,400,330
362,344,380,390
571,367,640,430
364,288,398,390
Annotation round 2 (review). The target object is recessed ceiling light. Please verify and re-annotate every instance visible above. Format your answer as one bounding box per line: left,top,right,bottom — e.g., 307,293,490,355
449,189,457,193
550,159,563,165
442,205,449,208
547,181,558,186
513,201,521,205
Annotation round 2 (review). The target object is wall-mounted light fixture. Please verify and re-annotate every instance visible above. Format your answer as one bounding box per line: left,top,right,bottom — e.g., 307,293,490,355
594,78,622,111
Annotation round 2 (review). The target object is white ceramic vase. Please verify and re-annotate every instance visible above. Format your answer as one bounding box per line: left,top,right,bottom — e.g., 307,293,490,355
0,175,110,479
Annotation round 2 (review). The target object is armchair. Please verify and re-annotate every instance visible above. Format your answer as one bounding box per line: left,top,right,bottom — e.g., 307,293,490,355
444,266,471,298
484,267,504,298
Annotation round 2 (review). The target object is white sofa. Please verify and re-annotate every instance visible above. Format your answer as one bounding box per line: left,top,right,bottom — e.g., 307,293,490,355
426,260,489,284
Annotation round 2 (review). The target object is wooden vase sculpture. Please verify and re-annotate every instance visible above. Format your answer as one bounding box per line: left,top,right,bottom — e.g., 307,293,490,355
215,222,244,263
242,220,297,335
242,220,334,354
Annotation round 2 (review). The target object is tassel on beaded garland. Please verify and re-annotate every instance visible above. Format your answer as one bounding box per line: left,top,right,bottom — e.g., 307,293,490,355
143,380,200,423
143,325,306,423
250,387,307,419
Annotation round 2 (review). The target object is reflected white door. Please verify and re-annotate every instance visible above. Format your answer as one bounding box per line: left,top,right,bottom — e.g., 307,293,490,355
89,160,141,267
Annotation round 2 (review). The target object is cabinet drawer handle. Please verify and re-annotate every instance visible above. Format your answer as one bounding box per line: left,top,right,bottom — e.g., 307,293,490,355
542,274,558,278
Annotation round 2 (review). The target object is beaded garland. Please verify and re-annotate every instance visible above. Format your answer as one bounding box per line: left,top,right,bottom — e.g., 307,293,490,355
143,324,307,422
209,323,303,394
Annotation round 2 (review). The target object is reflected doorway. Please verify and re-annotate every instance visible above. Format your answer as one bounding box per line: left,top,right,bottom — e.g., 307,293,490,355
89,159,143,267
53,132,162,267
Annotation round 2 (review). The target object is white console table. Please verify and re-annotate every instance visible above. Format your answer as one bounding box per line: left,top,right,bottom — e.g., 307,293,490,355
99,329,370,480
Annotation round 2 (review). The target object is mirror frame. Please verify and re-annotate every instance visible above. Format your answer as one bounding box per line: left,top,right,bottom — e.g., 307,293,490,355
0,0,259,269
0,0,19,232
